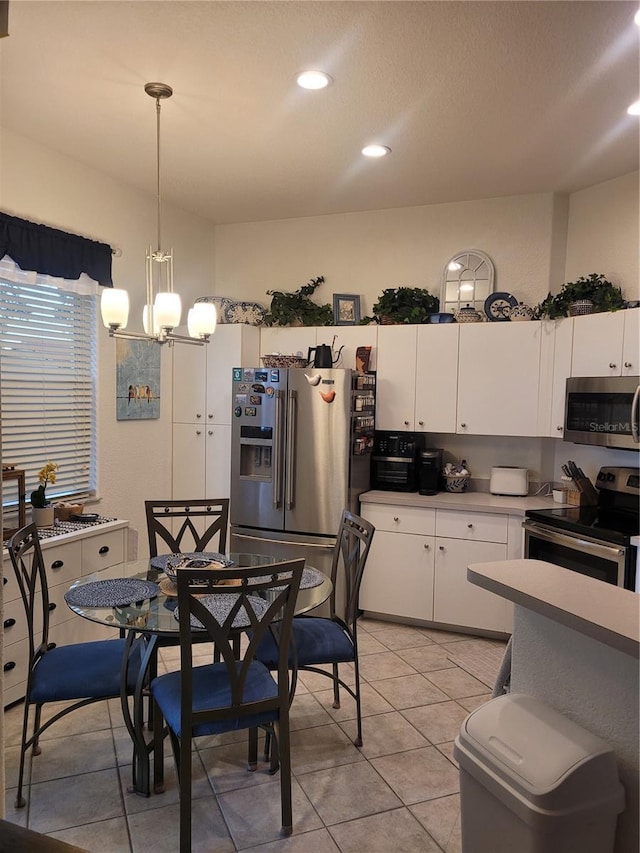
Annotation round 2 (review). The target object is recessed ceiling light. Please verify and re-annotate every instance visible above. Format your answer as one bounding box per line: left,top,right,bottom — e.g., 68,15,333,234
296,71,332,90
635,9,640,25
362,144,391,158
628,100,640,115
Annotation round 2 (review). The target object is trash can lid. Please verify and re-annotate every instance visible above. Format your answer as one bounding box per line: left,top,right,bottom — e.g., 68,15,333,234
459,694,624,813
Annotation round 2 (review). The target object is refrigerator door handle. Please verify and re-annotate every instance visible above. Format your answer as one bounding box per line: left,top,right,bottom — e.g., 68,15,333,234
286,389,297,510
273,390,285,507
232,532,335,551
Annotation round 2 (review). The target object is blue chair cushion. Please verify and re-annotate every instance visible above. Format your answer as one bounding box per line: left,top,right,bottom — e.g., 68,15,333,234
150,661,279,738
256,616,355,670
29,639,140,705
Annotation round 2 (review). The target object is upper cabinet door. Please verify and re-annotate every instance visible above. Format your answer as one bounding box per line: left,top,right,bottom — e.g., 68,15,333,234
415,325,459,433
172,340,206,423
571,311,625,377
457,322,541,436
375,325,418,431
622,308,639,376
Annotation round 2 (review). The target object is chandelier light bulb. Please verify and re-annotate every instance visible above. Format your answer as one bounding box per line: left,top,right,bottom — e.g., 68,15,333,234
627,100,640,116
142,304,161,336
188,302,217,338
154,292,182,329
100,288,129,329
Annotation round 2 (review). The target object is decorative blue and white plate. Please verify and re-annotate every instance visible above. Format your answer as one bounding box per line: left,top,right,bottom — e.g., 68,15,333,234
484,291,518,321
223,301,266,326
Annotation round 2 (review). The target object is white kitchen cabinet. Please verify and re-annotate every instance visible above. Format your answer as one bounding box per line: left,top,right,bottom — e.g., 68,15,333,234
376,325,458,433
433,509,510,634
457,322,541,436
359,503,436,620
538,318,573,437
2,520,129,707
173,324,260,426
571,308,639,377
316,325,378,372
433,537,509,632
172,325,259,500
259,327,317,360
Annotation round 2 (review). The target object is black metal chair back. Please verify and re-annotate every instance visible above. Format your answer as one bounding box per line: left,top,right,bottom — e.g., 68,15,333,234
152,558,304,852
328,509,375,627
144,498,229,556
10,523,51,671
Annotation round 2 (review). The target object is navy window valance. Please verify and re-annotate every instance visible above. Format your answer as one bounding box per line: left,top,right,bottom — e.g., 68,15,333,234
0,212,113,286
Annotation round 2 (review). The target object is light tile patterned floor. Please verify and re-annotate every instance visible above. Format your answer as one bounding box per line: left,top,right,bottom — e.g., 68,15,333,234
3,619,507,852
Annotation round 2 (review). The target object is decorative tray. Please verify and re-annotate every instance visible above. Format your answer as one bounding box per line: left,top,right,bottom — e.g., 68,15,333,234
223,301,266,326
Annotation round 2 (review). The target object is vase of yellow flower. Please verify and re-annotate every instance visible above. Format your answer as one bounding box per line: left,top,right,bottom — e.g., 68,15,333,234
30,461,59,528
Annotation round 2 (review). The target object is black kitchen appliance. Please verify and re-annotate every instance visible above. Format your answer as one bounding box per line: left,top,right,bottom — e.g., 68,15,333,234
371,431,425,492
418,449,443,495
523,466,639,590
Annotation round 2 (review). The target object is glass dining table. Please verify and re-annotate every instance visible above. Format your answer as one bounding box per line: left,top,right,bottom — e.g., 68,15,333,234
65,553,333,797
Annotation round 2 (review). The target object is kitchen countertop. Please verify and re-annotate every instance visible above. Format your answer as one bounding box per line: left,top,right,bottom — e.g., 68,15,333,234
359,489,558,516
468,558,639,658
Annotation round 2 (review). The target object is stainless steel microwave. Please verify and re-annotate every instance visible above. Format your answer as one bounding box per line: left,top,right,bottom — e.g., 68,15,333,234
564,376,640,450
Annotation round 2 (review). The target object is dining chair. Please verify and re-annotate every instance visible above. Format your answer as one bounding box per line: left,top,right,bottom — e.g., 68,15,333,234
7,523,143,808
255,509,375,748
150,558,304,853
144,498,229,557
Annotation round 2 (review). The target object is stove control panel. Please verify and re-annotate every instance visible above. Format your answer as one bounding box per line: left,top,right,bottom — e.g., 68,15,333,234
596,466,640,495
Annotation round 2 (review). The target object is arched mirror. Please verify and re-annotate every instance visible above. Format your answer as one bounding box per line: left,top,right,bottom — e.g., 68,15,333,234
442,250,495,316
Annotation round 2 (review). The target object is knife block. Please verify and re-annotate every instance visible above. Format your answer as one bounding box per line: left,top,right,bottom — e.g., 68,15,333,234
567,484,598,506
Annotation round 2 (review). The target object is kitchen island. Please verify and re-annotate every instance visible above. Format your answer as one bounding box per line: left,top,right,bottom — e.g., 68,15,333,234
468,559,639,853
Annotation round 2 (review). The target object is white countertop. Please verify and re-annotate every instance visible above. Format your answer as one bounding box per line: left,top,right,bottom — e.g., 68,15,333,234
359,489,557,516
468,558,640,658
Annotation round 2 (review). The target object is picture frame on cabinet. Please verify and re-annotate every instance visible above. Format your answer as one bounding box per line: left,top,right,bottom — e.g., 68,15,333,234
333,293,360,326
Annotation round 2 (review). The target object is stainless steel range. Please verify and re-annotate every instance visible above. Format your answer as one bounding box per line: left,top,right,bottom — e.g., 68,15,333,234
523,466,639,590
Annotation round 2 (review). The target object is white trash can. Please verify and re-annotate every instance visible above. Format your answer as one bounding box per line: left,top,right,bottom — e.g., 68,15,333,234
453,693,625,853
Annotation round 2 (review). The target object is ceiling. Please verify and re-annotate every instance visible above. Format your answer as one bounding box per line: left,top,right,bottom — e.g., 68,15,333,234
1,1,638,226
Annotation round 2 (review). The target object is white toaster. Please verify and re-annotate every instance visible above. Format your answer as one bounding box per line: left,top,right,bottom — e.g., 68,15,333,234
490,466,529,496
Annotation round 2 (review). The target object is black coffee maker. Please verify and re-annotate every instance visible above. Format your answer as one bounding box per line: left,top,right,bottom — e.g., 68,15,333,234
418,449,443,495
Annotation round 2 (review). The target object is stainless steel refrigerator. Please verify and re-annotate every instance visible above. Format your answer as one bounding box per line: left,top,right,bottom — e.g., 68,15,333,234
229,366,375,613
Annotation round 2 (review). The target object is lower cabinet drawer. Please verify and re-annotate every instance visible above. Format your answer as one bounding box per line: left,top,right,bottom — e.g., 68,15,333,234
435,509,508,543
2,598,29,645
81,529,125,574
42,540,82,587
362,503,436,536
3,638,29,692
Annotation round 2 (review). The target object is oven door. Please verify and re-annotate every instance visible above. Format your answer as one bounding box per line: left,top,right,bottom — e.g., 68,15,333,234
523,520,630,587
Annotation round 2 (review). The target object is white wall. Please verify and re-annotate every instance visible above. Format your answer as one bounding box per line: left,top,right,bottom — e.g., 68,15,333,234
1,129,216,545
214,192,565,316
565,171,639,299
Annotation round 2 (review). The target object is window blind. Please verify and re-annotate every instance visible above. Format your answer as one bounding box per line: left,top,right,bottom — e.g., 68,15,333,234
0,277,97,504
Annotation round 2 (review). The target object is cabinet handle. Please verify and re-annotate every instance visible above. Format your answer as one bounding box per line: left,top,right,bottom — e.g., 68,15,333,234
208,413,213,419
557,425,563,431
423,543,430,550
99,546,110,555
48,603,56,612
3,577,7,586
439,545,446,551
467,523,474,529
47,642,56,651
403,420,409,426
3,661,16,672
208,430,213,436
196,413,202,419
51,560,64,570
625,361,632,368
609,363,616,369
393,516,400,523
460,423,467,428
3,618,16,629
196,430,202,436
418,420,424,426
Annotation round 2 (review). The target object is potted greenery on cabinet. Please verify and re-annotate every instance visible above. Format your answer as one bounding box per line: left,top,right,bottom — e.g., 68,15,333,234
535,273,624,319
263,275,333,327
363,287,440,325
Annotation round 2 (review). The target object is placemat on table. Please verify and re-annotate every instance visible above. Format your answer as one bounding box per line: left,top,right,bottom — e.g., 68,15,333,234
174,594,268,629
150,552,233,572
65,578,159,608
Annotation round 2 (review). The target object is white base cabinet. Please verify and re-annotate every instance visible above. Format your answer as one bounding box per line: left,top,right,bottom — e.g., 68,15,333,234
2,520,129,707
360,502,515,635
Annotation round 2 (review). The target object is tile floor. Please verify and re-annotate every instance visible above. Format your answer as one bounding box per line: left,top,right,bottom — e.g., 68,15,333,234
3,619,507,852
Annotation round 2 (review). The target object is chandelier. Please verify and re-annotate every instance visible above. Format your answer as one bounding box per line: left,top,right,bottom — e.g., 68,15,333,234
100,83,216,346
